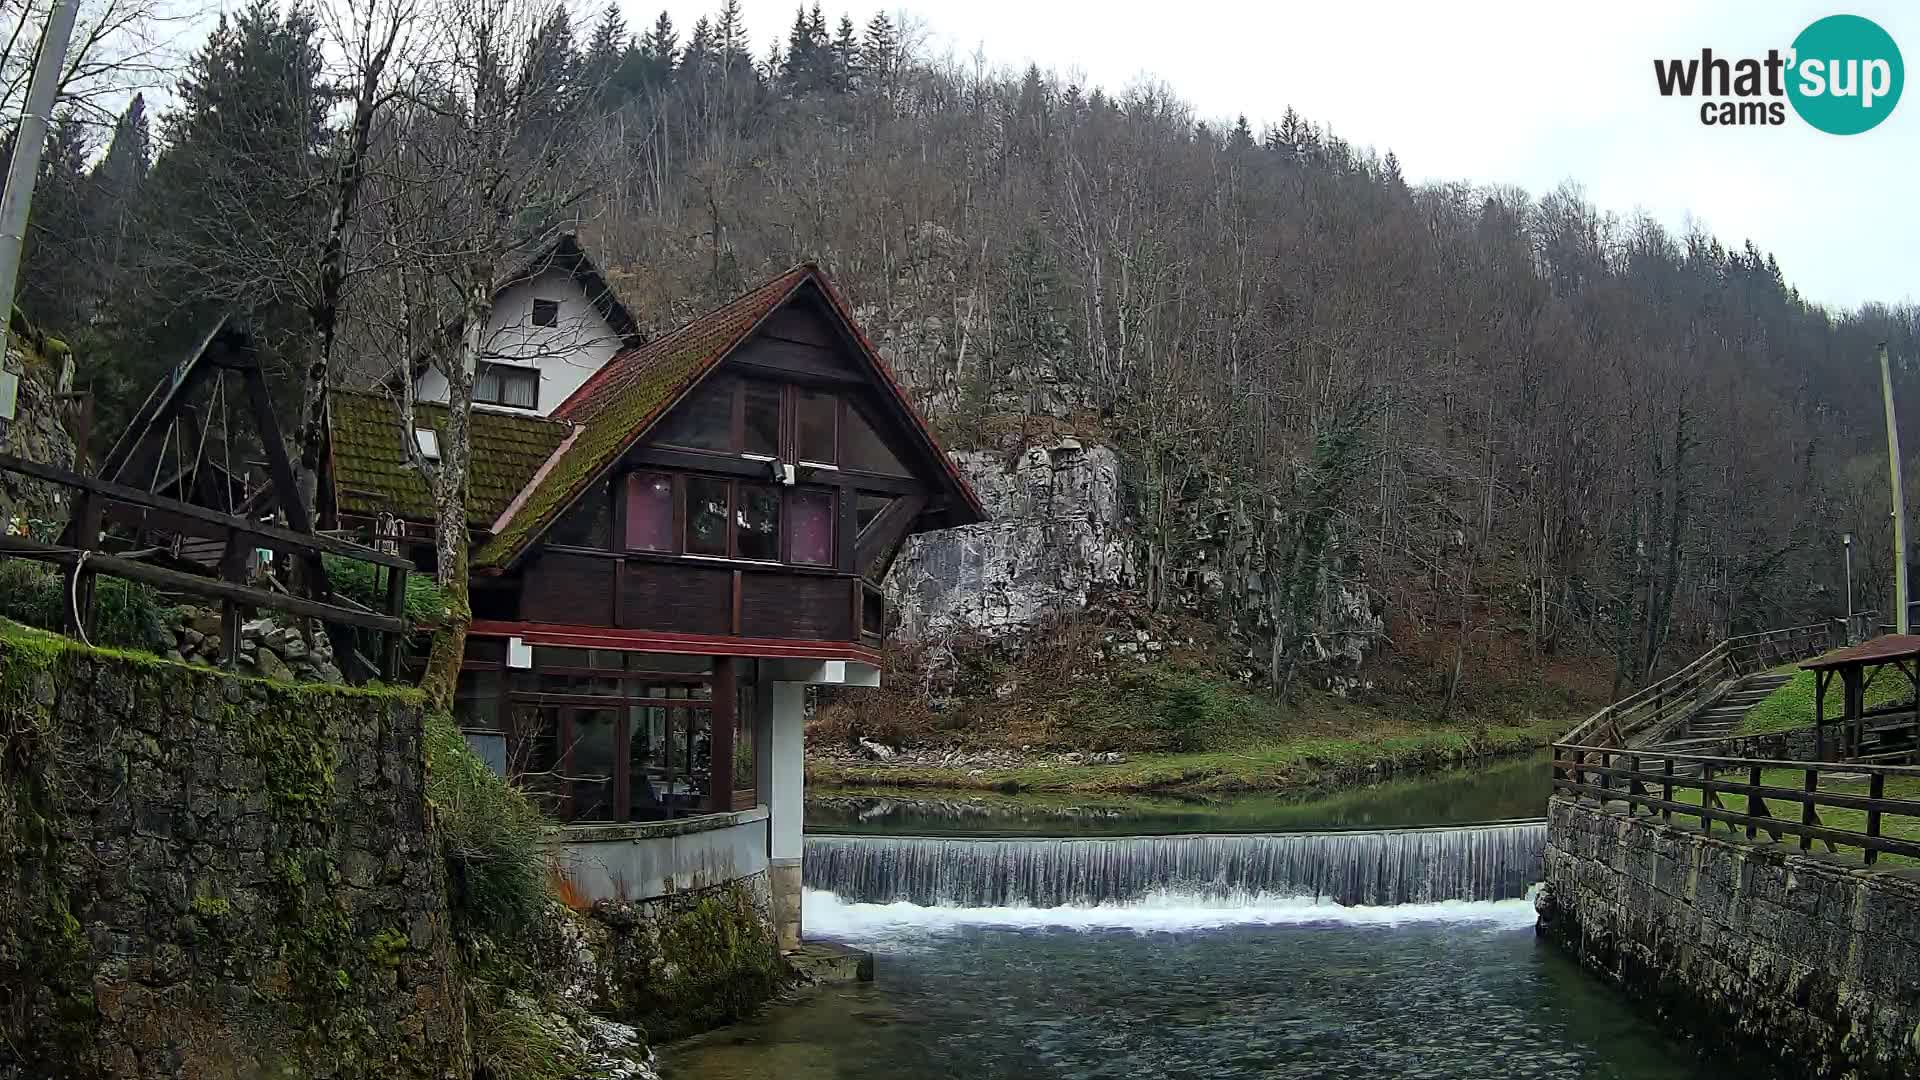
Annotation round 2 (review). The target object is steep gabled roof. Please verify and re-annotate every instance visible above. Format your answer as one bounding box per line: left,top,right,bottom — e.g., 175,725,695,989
328,388,572,526
472,264,986,570
504,231,642,344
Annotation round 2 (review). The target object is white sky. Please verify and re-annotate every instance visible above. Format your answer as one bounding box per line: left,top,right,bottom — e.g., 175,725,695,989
638,0,1918,311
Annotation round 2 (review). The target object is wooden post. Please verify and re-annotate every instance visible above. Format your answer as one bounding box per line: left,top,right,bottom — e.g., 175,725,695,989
1700,762,1714,833
1866,771,1885,867
381,563,407,681
708,656,736,813
1662,757,1674,822
1746,765,1763,840
1815,669,1828,760
1800,769,1817,851
61,489,102,636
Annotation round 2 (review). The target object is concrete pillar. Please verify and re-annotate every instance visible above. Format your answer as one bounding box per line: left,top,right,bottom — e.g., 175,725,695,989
766,680,806,951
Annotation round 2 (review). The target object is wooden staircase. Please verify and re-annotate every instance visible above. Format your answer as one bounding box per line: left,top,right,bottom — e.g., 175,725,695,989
1665,671,1792,744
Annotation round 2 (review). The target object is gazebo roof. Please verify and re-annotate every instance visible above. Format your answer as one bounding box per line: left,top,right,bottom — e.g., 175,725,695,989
1800,634,1920,671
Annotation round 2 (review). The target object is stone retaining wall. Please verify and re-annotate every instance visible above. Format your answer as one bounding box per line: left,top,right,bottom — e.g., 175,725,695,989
0,625,467,1079
1539,795,1920,1079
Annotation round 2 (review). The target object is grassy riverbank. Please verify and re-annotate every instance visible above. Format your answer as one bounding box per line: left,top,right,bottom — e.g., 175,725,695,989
807,707,1568,795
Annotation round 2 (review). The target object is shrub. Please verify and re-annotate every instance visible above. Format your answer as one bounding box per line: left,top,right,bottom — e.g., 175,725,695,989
0,560,171,652
321,553,450,626
467,985,581,1080
424,714,550,938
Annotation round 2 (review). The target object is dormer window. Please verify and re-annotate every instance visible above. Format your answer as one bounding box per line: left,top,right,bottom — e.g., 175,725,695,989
531,298,560,327
474,362,538,409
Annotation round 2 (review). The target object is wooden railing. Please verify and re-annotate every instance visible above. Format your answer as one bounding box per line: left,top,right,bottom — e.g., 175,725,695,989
1559,618,1865,750
1553,744,1920,866
0,450,411,680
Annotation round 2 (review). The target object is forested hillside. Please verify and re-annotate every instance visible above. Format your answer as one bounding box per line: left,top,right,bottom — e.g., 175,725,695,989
11,0,1920,710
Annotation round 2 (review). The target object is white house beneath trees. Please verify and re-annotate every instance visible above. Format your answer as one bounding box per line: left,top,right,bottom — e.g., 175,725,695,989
323,234,986,952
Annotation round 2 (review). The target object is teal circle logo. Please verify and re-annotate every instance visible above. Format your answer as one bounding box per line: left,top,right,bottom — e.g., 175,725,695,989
1788,14,1903,134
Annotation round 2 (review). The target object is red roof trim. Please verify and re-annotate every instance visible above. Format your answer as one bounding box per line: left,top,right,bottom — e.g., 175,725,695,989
470,620,882,664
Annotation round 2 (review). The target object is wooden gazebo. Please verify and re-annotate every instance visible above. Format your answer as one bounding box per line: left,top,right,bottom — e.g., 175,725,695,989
1800,635,1920,762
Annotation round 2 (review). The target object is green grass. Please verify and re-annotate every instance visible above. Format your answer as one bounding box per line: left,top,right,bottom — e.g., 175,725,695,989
1658,767,1920,867
807,716,1563,794
1737,663,1915,736
321,553,450,627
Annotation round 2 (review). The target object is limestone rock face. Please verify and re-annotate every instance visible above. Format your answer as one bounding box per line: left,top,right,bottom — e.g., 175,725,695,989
0,344,76,529
887,441,1133,641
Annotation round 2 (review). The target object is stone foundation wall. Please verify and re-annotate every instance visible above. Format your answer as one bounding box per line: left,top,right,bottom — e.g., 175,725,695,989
1539,795,1920,1079
531,875,782,1047
0,625,468,1080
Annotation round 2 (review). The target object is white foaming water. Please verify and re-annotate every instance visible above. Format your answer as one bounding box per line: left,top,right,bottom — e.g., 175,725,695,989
803,887,1539,943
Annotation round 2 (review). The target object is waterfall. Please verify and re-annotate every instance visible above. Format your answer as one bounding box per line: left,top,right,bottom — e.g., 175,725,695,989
804,821,1545,908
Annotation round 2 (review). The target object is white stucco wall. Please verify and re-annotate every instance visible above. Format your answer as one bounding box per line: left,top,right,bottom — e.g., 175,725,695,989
553,808,771,903
414,267,624,416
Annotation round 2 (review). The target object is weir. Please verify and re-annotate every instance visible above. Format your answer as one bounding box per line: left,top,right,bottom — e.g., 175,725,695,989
804,820,1546,907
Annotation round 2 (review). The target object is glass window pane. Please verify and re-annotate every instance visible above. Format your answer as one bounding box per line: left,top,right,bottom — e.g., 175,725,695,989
790,489,834,566
744,380,781,457
655,378,735,451
625,472,674,552
686,477,730,555
454,669,502,729
843,404,910,476
474,364,501,403
550,479,611,548
509,704,564,814
502,368,538,408
535,646,591,668
798,390,837,463
465,638,507,664
627,652,712,674
734,681,756,797
856,494,893,535
629,704,669,821
569,708,618,822
736,483,781,561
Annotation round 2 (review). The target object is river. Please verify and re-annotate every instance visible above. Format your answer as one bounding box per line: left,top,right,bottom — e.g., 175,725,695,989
664,755,1714,1079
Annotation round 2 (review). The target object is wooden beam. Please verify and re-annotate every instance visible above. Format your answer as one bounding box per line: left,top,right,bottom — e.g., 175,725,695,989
855,494,926,574
0,452,411,569
0,535,405,634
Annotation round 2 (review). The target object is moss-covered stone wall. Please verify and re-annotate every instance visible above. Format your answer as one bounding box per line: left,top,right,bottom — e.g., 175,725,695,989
0,624,470,1080
1540,796,1920,1080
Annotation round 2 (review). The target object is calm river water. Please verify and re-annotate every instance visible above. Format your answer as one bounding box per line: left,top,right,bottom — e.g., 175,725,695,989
665,755,1713,1080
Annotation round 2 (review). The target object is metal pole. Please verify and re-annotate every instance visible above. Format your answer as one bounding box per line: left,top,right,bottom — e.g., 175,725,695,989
1881,342,1909,635
1844,532,1855,642
0,0,81,424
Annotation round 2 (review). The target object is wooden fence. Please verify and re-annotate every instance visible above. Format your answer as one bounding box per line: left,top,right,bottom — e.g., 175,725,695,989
1558,618,1865,751
1552,744,1920,866
0,450,410,679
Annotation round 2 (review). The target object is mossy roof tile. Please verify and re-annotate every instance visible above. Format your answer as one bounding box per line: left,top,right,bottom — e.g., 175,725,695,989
328,389,570,527
471,268,811,568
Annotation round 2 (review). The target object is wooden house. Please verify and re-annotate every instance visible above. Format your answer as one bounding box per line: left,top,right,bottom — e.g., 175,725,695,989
322,242,984,945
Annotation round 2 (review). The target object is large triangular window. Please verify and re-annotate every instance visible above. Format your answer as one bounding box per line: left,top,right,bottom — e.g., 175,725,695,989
843,403,911,477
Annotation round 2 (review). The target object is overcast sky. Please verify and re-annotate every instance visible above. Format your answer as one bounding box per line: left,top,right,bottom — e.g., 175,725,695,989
638,0,1917,311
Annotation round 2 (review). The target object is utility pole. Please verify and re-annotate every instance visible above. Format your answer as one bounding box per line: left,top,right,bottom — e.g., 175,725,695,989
1880,342,1908,635
0,0,82,430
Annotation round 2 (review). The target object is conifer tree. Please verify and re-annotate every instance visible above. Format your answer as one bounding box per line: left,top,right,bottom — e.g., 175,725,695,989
91,0,329,433
16,116,94,333
832,14,859,92
641,11,679,83
581,2,628,104
860,10,897,94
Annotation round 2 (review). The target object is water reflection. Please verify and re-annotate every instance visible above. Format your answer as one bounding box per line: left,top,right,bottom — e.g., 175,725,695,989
807,752,1553,837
